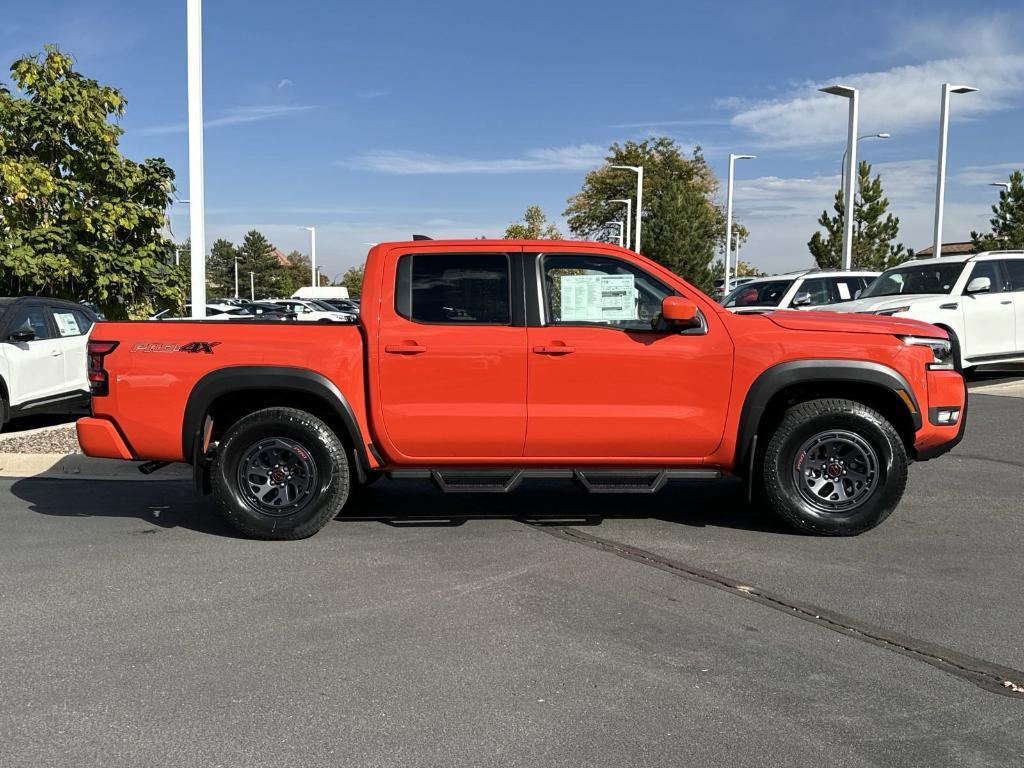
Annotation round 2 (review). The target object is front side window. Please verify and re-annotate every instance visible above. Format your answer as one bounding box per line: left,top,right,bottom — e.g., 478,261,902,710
724,280,793,308
829,276,865,302
796,278,832,306
861,263,965,297
541,254,671,331
396,253,511,324
8,306,53,340
966,261,1007,293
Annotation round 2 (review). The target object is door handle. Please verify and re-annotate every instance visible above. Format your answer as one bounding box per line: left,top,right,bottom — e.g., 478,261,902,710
532,345,576,355
50,349,62,357
385,344,428,354
1000,300,1013,305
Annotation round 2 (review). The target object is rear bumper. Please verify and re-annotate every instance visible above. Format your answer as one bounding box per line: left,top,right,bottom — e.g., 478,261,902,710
913,370,968,461
76,417,134,460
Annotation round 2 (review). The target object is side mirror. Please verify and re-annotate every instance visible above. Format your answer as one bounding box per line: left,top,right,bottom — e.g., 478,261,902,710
8,329,35,343
791,291,812,307
965,276,991,294
854,288,863,299
661,296,699,324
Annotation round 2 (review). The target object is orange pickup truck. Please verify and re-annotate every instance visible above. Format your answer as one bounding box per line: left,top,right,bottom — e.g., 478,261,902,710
77,240,967,539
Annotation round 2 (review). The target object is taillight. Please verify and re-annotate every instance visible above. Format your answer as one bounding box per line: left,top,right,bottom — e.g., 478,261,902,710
87,340,119,396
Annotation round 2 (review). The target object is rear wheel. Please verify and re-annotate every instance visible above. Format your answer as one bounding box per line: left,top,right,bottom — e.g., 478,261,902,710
760,398,908,535
211,407,349,539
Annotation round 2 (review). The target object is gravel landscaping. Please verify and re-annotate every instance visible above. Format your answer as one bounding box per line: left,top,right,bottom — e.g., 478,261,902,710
0,424,81,454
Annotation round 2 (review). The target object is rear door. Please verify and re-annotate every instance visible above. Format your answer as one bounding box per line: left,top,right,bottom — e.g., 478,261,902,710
961,260,1016,360
3,304,64,407
49,305,93,393
525,251,733,460
375,248,528,460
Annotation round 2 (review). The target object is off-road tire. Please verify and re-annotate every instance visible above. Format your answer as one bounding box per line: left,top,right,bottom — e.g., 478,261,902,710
212,407,349,539
761,398,908,536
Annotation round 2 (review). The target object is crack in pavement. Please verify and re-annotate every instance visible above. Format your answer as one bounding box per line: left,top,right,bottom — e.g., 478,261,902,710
529,523,1024,700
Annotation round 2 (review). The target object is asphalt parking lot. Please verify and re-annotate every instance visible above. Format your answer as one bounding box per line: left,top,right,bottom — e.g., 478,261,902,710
2,385,1022,767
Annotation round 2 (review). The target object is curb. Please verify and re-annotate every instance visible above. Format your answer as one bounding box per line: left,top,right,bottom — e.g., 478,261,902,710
0,453,192,481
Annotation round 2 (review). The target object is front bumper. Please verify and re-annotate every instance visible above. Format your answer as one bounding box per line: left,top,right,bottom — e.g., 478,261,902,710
913,370,968,461
76,417,134,460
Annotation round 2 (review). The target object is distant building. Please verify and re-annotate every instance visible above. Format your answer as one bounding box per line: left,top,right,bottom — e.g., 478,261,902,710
914,241,978,258
270,249,291,267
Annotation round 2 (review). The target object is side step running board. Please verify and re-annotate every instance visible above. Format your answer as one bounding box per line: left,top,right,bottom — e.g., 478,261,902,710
386,468,720,494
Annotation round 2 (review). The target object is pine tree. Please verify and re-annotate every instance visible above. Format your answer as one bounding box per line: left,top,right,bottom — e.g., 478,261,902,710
236,230,281,298
808,161,909,271
971,170,1024,251
207,239,238,298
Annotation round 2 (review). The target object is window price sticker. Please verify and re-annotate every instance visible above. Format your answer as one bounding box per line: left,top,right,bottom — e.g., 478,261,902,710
560,274,637,322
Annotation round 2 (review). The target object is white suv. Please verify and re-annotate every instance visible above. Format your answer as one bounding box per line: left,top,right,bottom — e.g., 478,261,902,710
817,251,1024,371
721,269,880,313
269,299,355,323
0,297,98,431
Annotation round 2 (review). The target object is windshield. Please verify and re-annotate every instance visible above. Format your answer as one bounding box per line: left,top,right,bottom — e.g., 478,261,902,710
311,300,338,311
861,263,965,297
723,280,794,308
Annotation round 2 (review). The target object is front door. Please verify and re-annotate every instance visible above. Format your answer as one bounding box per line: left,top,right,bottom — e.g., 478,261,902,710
4,304,65,407
961,260,1016,360
376,250,527,460
1000,259,1024,352
525,252,733,460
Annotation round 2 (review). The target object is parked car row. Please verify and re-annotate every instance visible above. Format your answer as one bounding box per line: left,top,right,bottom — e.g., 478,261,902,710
149,299,358,323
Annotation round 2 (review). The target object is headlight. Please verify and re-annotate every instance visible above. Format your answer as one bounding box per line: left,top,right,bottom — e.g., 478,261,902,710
872,306,911,316
899,335,954,370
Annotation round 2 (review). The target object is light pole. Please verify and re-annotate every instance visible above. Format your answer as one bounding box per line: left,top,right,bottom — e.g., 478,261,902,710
233,256,239,299
169,198,190,265
304,226,317,286
990,182,1011,192
933,83,978,259
605,221,624,248
610,198,632,250
841,133,890,196
250,271,255,301
186,0,206,318
611,165,643,254
819,84,859,271
724,153,756,294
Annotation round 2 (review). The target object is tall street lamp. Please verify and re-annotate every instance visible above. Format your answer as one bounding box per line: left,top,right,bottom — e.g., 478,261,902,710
841,133,890,195
233,256,239,299
819,84,859,271
186,0,206,318
990,182,1011,192
169,198,190,265
724,153,756,294
611,165,643,254
933,83,978,259
304,226,317,286
609,198,632,250
605,221,624,248
250,271,255,301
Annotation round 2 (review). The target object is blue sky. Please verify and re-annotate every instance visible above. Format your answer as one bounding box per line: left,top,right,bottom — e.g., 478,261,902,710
4,1,1024,278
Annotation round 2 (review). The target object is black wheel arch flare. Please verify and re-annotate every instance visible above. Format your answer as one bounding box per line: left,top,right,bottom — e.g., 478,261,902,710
734,359,922,477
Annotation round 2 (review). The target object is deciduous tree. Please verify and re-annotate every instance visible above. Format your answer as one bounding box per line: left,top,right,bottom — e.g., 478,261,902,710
504,206,563,239
337,265,365,297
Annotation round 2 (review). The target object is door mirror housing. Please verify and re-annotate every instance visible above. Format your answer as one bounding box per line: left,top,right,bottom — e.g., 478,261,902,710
8,329,35,343
791,291,813,307
661,296,699,325
965,275,992,294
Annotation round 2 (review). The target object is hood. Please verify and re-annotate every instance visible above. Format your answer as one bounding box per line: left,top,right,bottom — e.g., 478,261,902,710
764,309,946,338
814,294,938,314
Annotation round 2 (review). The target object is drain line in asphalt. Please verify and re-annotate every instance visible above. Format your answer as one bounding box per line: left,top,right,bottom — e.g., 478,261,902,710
533,524,1024,700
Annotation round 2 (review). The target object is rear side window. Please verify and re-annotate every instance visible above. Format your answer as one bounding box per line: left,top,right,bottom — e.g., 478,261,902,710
1001,259,1024,291
396,253,511,324
52,308,85,337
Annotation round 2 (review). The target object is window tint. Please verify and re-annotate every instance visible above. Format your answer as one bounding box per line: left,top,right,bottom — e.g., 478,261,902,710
861,263,965,297
72,310,94,334
724,280,793,308
51,308,85,337
798,278,832,305
8,306,53,340
1004,259,1024,291
541,254,671,331
829,276,864,302
397,253,511,324
967,261,1007,293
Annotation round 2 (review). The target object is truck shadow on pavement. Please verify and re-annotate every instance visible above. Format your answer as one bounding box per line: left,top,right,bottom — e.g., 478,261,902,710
9,476,789,537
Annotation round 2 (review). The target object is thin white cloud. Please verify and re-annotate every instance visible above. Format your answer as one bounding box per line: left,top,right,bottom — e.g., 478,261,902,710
137,104,317,136
277,78,293,89
727,16,1024,148
338,144,607,174
608,118,731,129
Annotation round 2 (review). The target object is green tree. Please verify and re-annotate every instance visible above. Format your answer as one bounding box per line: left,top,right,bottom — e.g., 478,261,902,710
808,161,909,271
207,238,238,298
0,47,184,318
971,170,1024,251
236,230,281,298
564,138,727,292
711,259,765,280
504,205,563,239
338,265,365,297
275,250,310,297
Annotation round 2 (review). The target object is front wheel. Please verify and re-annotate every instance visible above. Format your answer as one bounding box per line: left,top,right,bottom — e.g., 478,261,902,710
211,407,349,539
760,398,908,536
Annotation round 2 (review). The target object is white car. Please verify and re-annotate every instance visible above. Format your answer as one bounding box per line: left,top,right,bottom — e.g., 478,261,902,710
269,299,355,323
817,251,1024,372
150,303,254,321
0,297,97,431
721,269,880,314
